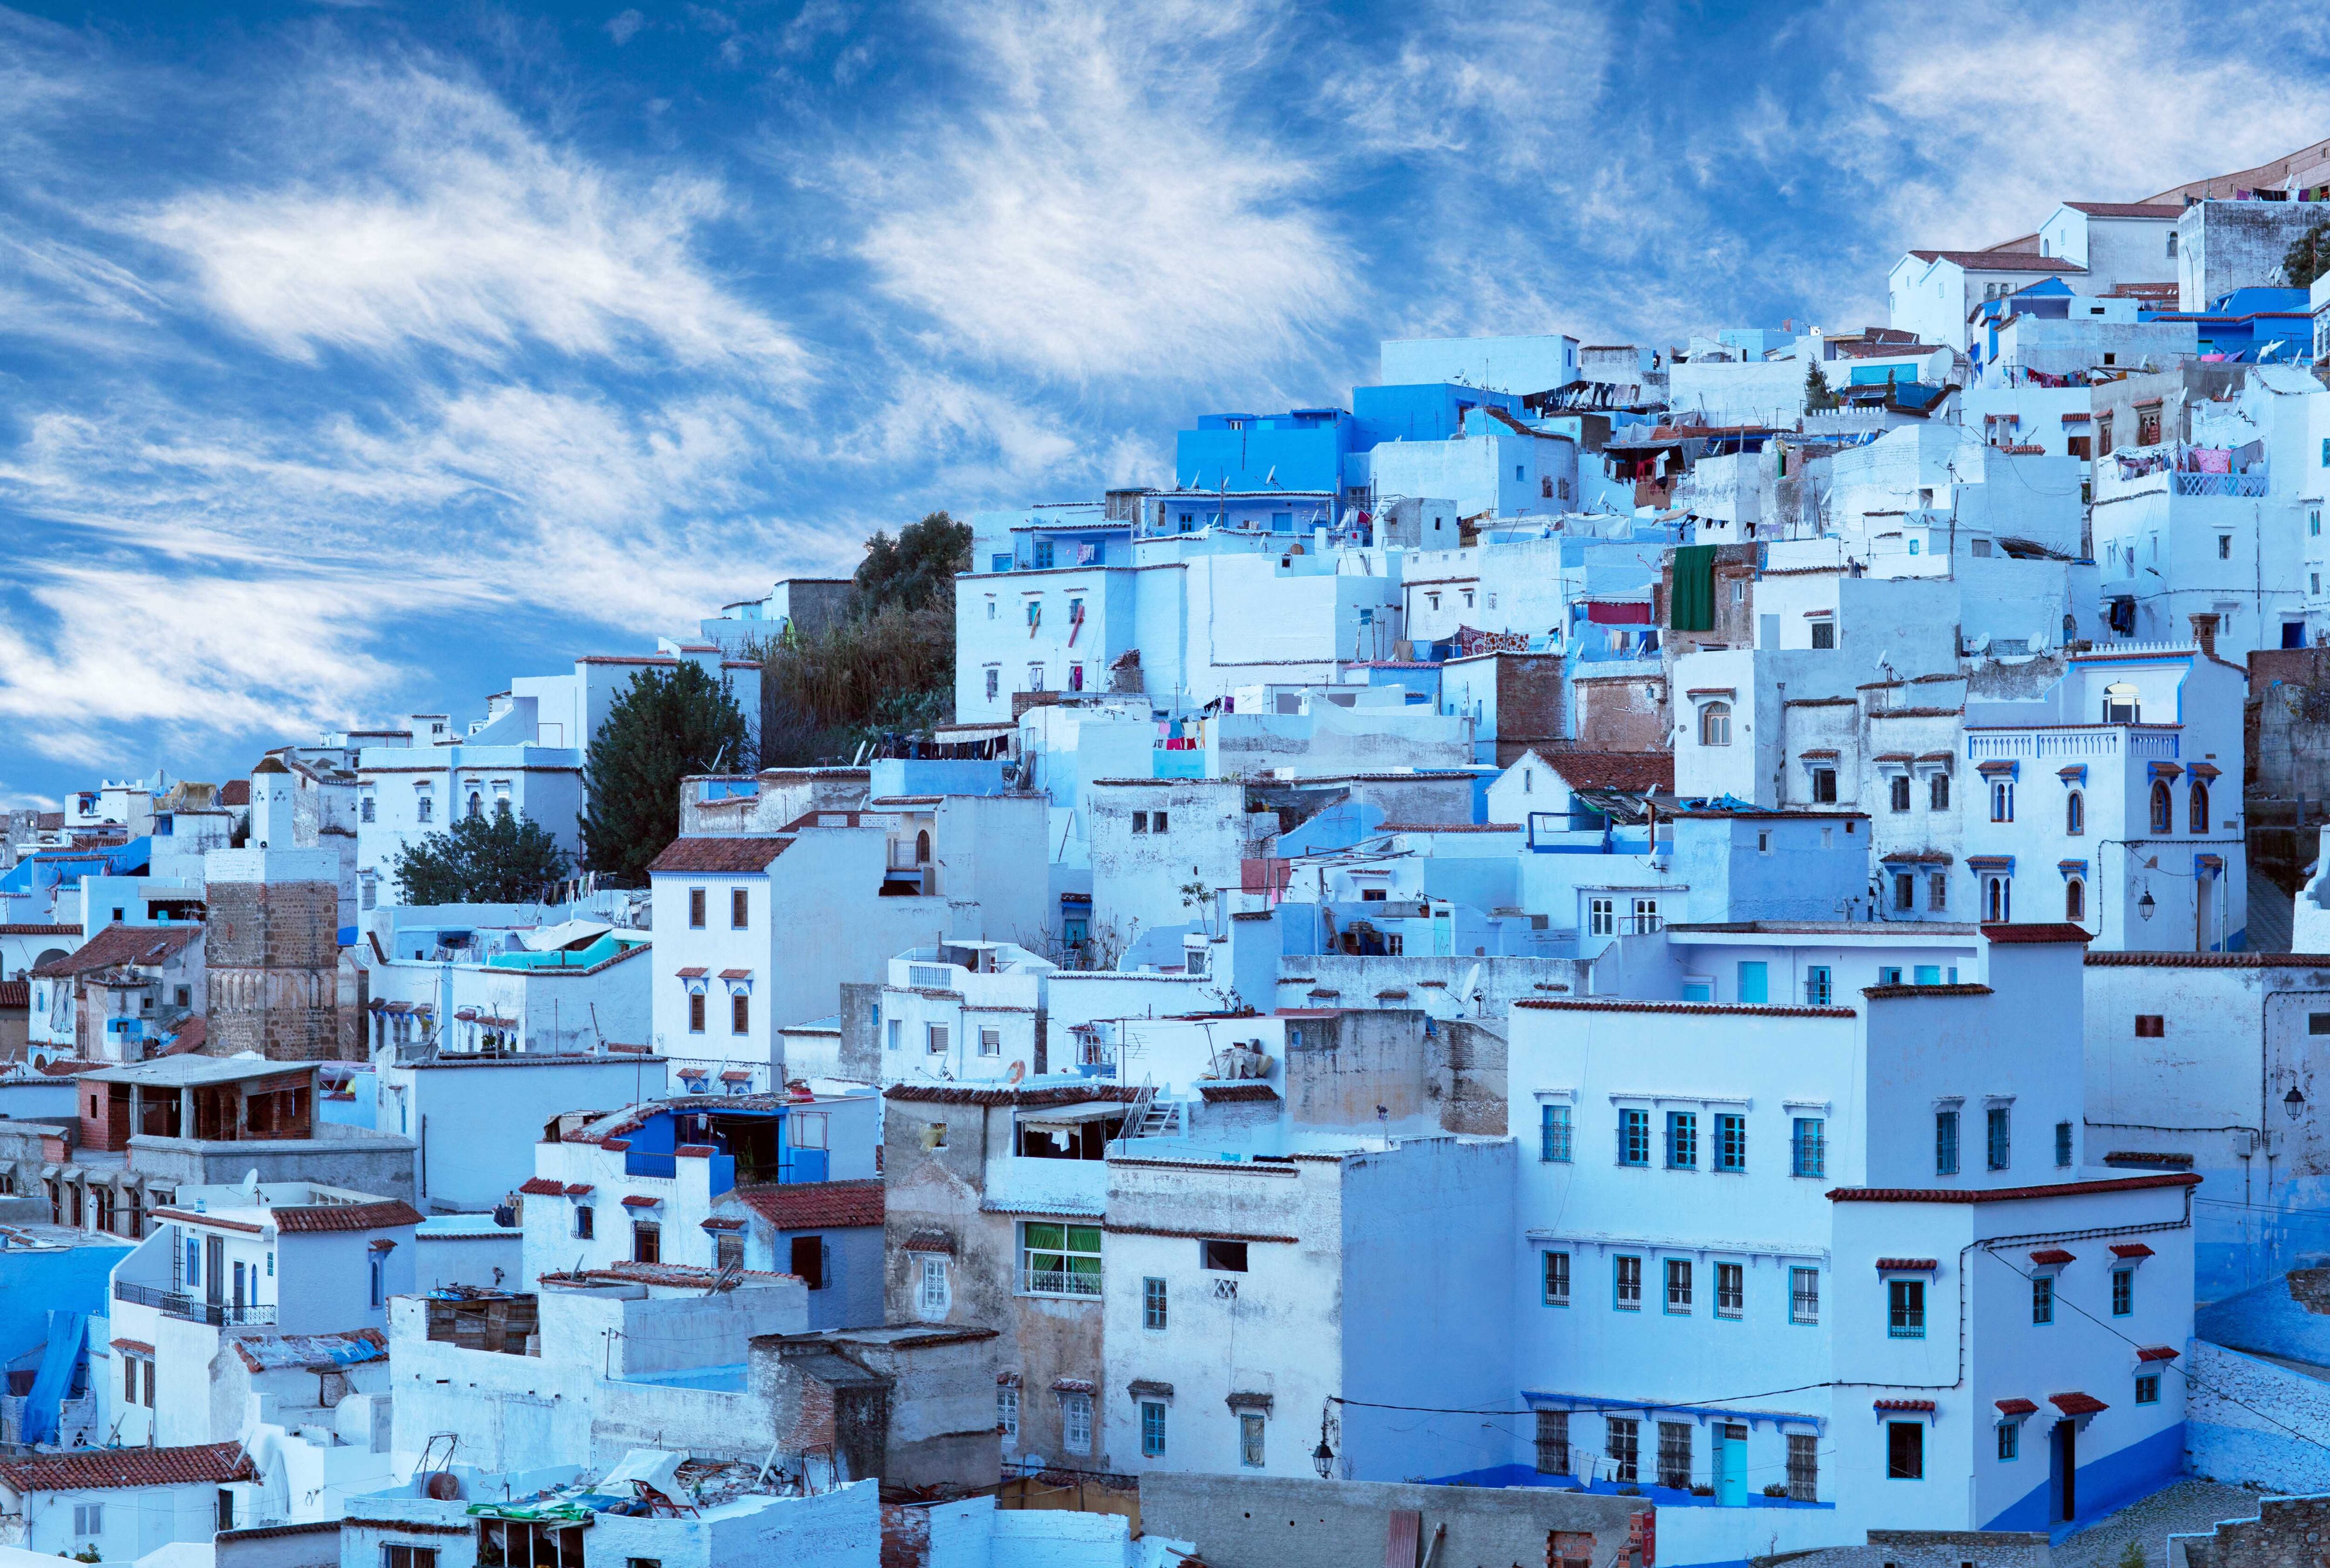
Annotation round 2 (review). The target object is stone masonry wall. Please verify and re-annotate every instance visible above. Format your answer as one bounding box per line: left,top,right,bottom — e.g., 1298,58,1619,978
205,878,340,1060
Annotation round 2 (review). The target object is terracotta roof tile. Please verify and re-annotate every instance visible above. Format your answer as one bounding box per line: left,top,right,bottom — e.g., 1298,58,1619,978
31,923,200,978
1996,1397,2039,1415
647,836,791,875
272,1199,424,1232
733,1178,884,1231
2050,1391,2108,1415
1829,1173,2198,1204
1982,923,2095,945
518,1178,567,1197
1906,249,2088,273
0,1441,256,1493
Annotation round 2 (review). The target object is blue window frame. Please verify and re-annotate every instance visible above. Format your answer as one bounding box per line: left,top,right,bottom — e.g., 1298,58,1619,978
1888,1279,1926,1339
1716,1113,1747,1171
2032,1274,2054,1325
1540,1104,1573,1162
1665,1111,1698,1169
1792,1117,1825,1178
1619,1109,1651,1166
1804,965,1832,1005
2112,1268,2133,1316
1936,1110,1960,1176
1997,1422,2018,1460
1737,962,1769,1004
1141,1400,1167,1456
2055,1121,2074,1168
2136,1374,2160,1405
1987,1107,2011,1171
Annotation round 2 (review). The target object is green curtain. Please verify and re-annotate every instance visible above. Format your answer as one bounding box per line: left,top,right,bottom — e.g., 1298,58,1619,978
1671,543,1718,631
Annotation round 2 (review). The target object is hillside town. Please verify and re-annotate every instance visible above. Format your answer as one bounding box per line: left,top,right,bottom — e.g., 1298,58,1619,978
13,142,2330,1568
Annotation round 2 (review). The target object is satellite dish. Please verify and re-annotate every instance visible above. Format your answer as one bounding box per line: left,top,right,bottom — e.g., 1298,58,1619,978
1459,962,1484,1016
1006,1061,1025,1084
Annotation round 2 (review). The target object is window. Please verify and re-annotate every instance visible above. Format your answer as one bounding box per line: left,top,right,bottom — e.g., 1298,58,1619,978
1665,1258,1693,1313
1153,811,1169,833
731,993,750,1034
1790,1267,1820,1324
1788,1432,1818,1500
2098,415,2115,455
985,668,999,701
687,888,706,928
1891,775,1912,812
415,791,433,823
1792,1118,1825,1178
1699,702,1732,746
1535,1410,1570,1475
1619,1109,1651,1165
632,1221,659,1265
2150,781,2173,834
2190,781,2209,834
2055,1120,2074,1168
2136,1373,2160,1405
688,993,706,1034
920,1022,952,1056
2135,1014,2165,1038
1805,966,1833,1005
1606,1417,1640,1483
1658,1420,1693,1489
1889,1279,1926,1338
1893,872,1916,911
2138,405,2162,445
1131,810,1148,834
369,1247,387,1308
1202,1239,1248,1272
71,1503,103,1539
360,796,375,823
1665,1111,1699,1169
1986,876,2012,923
2219,534,2232,560
1810,618,1836,650
1615,1254,1643,1308
2032,1274,2055,1324
729,888,748,929
998,1384,1019,1438
2066,791,2084,835
1930,772,1950,811
1716,1262,1744,1318
1543,1250,1571,1306
1737,961,1768,1004
1062,1391,1093,1455
1999,1421,2020,1461
1239,1411,1265,1468
2112,1268,2134,1316
1990,779,2015,822
1021,1222,1103,1295
574,1205,593,1239
1141,1400,1167,1458
1540,1103,1573,1162
2065,879,2085,921
979,1027,1001,1057
1028,663,1044,691
1888,1422,1924,1479
718,1232,746,1272
1716,1114,1747,1171
1589,897,1615,937
123,1352,137,1404
887,1019,902,1051
918,1256,950,1315
1987,1107,2011,1171
788,1235,824,1289
1810,767,1837,803
1930,871,1949,910
1144,1276,1168,1330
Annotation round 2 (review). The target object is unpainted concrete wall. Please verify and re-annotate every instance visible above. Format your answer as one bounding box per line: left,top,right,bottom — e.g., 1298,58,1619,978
1138,1472,1645,1568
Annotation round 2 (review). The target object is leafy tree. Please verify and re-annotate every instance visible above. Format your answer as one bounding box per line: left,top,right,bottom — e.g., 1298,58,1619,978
390,808,571,905
850,511,972,616
580,664,752,884
2283,217,2330,288
1804,360,1837,411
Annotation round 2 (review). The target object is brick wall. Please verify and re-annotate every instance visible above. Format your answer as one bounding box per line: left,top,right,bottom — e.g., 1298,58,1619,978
204,880,338,969
205,878,340,1061
1494,655,1567,768
1574,674,1671,752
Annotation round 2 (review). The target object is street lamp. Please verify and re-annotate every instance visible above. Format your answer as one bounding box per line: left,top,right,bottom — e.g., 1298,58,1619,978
2287,1086,2307,1122
2137,890,2156,922
1313,1437,1337,1480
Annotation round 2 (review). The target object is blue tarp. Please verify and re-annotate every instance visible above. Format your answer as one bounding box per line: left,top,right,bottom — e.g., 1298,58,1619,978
21,1311,86,1444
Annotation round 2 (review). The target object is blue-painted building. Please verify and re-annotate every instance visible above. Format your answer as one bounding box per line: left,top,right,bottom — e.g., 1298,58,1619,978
2143,287,2314,361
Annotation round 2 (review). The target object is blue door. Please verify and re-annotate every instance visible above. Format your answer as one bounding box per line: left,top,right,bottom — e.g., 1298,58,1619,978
1714,1423,1748,1505
1737,962,1768,1005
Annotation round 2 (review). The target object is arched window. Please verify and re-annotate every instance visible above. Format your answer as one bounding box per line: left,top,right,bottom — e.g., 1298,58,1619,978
1700,701,1732,747
1986,876,2012,923
2189,780,2209,834
467,791,482,820
915,829,932,863
2065,791,2084,835
2149,780,2173,834
2104,683,2141,724
2065,878,2085,921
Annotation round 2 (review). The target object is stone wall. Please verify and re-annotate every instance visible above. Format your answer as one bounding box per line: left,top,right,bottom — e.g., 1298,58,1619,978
1574,671,1671,752
2173,1491,2330,1568
2187,1338,2330,1496
206,878,340,1059
1756,1531,2052,1568
1139,1472,1645,1568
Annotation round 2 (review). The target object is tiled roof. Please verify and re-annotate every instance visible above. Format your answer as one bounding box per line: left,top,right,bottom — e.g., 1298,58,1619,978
1873,1398,1936,1412
2050,1391,2108,1415
1981,923,2094,945
733,1178,885,1231
272,1199,425,1232
2030,1249,2076,1266
0,979,25,1009
538,1260,795,1289
1995,1397,2039,1416
219,781,250,806
900,1228,955,1253
2137,1345,2180,1362
2063,202,2184,219
31,923,200,978
1198,1083,1280,1103
2086,951,2330,968
1864,983,1994,999
1875,1258,1939,1272
0,924,77,936
1536,751,1675,794
518,1178,566,1197
1906,249,2087,273
1829,1173,2199,1203
647,836,791,874
2111,1243,2157,1259
884,1083,1141,1107
0,1441,257,1493
1515,997,1854,1020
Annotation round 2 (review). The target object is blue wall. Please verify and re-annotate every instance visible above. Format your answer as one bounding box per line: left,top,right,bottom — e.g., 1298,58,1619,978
1176,409,1355,492
1351,383,1520,450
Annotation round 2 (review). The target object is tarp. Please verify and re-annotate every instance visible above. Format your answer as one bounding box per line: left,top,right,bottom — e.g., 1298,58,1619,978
1669,544,1718,631
519,919,614,952
1587,602,1652,625
21,1310,86,1444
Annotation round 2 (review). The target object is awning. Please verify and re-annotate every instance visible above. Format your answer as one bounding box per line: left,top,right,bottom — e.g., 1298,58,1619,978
518,919,614,952
1587,602,1652,625
2050,1391,2107,1415
1017,1102,1129,1129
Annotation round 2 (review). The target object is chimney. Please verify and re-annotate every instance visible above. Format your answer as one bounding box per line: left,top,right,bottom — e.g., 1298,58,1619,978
2188,613,2220,660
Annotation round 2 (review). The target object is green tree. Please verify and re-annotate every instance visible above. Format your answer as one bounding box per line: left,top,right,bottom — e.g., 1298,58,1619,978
580,663,753,884
389,808,571,905
2283,216,2330,288
850,510,972,616
1804,360,1837,411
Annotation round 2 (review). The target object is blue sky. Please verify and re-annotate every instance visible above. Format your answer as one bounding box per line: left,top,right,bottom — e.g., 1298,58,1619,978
2,0,2327,806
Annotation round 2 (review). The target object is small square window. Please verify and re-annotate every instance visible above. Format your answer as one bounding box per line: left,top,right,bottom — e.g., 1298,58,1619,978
1202,1239,1248,1273
2136,1373,2160,1405
1998,1422,2019,1461
2135,1014,2166,1038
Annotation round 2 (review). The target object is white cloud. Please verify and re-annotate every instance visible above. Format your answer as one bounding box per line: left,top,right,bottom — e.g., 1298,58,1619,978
606,9,644,44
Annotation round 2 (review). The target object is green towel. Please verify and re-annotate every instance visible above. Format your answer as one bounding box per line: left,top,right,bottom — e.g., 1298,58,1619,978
1671,544,1718,631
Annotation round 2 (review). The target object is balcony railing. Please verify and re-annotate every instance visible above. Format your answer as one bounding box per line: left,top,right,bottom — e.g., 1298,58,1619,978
2173,471,2268,498
1967,726,2178,762
1019,1266,1103,1298
114,1279,276,1326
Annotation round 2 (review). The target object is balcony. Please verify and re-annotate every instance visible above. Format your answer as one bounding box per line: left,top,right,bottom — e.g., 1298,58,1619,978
1019,1266,1103,1298
1966,725,2178,763
114,1279,276,1326
2173,471,2268,498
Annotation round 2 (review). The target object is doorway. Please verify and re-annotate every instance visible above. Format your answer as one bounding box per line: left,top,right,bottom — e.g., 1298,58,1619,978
2051,1419,2077,1522
1713,1423,1748,1506
204,1237,225,1307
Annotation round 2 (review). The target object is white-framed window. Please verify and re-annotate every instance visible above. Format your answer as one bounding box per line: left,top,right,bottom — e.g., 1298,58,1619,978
998,1384,1019,1439
1062,1391,1094,1454
1790,1267,1820,1324
979,1027,1001,1057
73,1503,103,1538
985,668,1000,701
1699,701,1732,746
926,1024,949,1055
1020,1222,1102,1296
1588,897,1615,937
918,1256,951,1315
1239,1411,1265,1468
